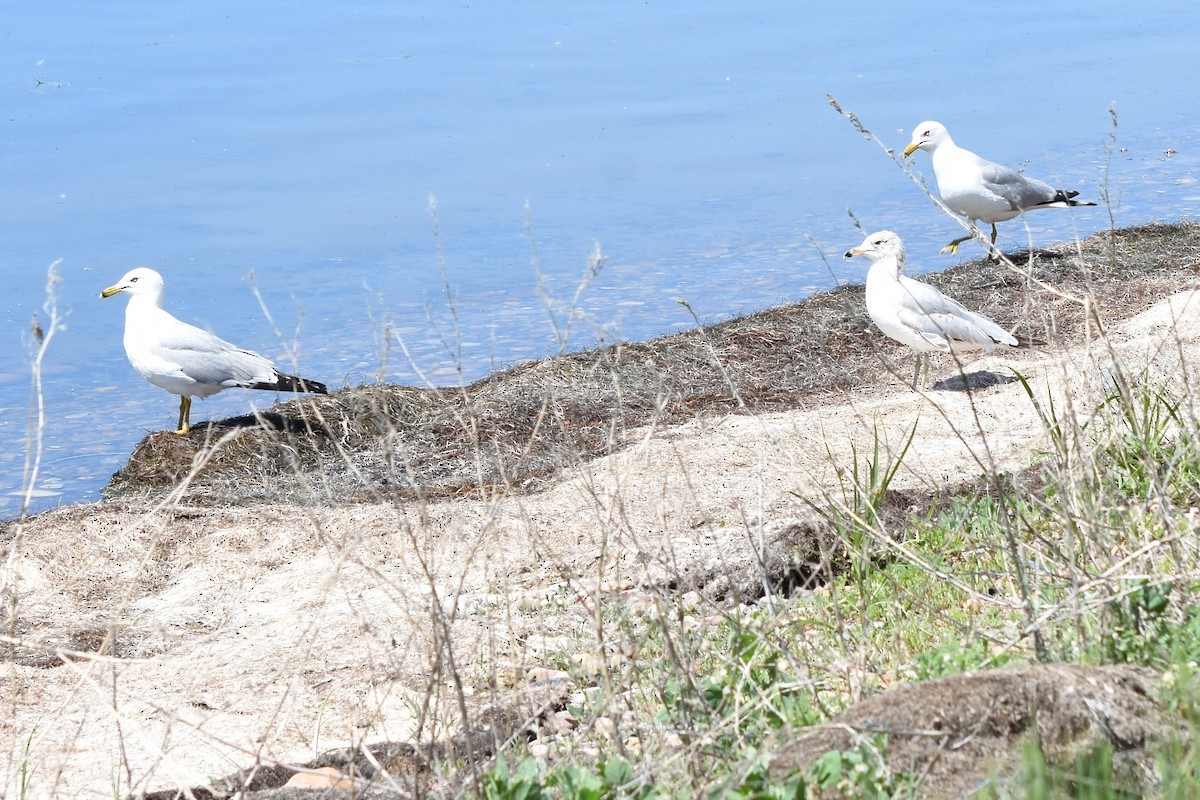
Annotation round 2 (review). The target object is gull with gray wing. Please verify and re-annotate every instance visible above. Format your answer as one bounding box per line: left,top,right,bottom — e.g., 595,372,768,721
844,231,1028,389
903,120,1096,256
100,267,328,434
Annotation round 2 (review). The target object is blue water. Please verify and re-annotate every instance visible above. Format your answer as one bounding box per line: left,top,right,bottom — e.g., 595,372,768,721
3,1,1198,516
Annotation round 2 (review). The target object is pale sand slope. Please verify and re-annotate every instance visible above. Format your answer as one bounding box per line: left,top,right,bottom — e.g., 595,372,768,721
5,289,1200,798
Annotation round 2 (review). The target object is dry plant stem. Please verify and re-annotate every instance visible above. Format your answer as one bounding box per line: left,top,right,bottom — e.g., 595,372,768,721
528,200,608,353
19,260,63,520
676,298,749,413
926,359,1047,661
382,206,503,794
995,470,1048,661
736,471,778,614
426,197,496,510
1002,532,1189,657
5,265,63,781
111,661,133,796
1101,106,1121,248
828,95,980,253
428,589,480,795
248,271,305,376
428,194,466,381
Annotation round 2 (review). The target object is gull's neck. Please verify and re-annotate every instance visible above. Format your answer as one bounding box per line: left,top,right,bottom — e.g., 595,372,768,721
869,250,905,281
126,289,165,312
929,134,965,169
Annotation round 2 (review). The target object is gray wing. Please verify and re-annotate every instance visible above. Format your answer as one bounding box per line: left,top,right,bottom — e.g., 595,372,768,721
149,319,278,388
978,162,1060,211
897,277,1018,349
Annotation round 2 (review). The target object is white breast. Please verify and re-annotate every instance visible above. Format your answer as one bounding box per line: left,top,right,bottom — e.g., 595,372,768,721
931,148,1022,224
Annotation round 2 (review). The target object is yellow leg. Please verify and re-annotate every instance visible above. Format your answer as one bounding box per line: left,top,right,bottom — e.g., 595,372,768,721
910,353,928,390
984,223,1001,263
176,396,192,435
941,220,997,257
939,235,972,255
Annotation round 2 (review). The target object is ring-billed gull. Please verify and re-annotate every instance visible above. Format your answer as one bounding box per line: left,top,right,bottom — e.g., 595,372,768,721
100,267,329,434
844,231,1026,389
902,120,1096,256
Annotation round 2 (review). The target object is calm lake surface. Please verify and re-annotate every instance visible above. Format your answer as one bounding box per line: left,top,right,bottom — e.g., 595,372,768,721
3,2,1199,516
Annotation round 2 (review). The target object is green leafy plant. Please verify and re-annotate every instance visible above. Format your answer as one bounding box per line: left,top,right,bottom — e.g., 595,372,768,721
482,754,546,800
1003,740,1140,800
1095,383,1200,506
806,734,915,798
802,418,918,585
716,753,806,800
1099,581,1200,670
662,624,821,750
910,638,1010,681
545,756,659,800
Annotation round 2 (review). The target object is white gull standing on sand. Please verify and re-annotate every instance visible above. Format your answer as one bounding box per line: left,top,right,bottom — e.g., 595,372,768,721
903,120,1096,256
844,230,1027,389
100,267,328,434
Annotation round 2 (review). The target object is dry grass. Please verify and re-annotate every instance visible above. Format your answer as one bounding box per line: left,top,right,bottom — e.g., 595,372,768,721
103,221,1200,508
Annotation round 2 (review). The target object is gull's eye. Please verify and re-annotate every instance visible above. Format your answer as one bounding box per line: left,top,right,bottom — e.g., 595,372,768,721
130,276,138,283
874,239,885,245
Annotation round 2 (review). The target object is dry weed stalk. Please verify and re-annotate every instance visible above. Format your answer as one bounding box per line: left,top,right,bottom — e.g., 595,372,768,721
18,260,65,521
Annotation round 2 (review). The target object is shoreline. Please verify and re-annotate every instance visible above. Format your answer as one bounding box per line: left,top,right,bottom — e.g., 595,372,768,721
69,220,1200,513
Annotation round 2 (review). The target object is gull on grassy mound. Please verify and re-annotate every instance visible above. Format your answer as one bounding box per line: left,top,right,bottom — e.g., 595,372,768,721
902,120,1096,256
100,267,329,434
845,231,1029,389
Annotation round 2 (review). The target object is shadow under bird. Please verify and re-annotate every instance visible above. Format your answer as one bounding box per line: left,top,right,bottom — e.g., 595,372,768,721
844,231,1033,389
100,267,329,434
903,120,1097,256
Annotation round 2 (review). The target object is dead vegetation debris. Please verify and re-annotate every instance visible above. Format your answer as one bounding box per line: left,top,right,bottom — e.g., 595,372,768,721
140,678,573,800
0,622,116,668
769,663,1186,798
103,222,1200,507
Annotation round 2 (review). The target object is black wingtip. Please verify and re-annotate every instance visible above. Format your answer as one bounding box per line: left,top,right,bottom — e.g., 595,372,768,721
297,377,329,395
250,374,329,394
1052,189,1098,207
